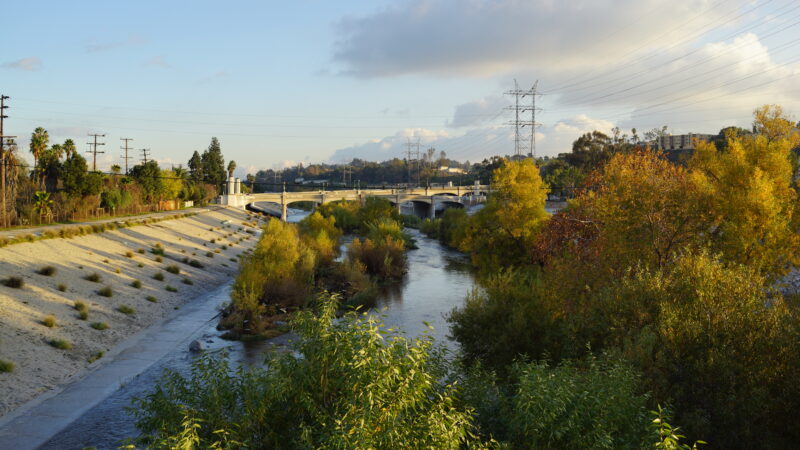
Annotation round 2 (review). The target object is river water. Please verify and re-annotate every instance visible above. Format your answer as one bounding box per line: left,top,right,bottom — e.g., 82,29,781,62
40,211,478,449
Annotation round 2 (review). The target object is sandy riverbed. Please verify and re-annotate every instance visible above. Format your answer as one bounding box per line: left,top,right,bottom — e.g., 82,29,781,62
0,207,263,416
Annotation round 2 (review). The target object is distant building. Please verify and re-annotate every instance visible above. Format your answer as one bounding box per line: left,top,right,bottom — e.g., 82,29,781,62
438,166,466,175
653,133,715,151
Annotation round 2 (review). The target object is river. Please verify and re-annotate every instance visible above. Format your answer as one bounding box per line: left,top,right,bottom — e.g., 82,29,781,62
40,210,478,449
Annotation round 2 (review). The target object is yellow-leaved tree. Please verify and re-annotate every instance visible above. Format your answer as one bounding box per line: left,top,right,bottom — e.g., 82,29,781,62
579,150,707,272
461,158,549,269
689,104,800,279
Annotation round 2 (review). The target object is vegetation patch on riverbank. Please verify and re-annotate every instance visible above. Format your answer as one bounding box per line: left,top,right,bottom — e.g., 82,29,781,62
220,198,412,339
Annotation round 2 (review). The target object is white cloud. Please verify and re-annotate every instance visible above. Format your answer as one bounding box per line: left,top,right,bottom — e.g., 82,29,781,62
329,115,616,163
333,0,735,78
448,95,507,128
143,56,171,69
330,128,450,162
85,35,146,53
2,57,42,71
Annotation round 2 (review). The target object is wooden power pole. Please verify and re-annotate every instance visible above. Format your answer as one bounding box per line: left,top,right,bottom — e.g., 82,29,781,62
87,133,106,171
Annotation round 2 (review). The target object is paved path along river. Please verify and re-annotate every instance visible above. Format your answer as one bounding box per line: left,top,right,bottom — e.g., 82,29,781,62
26,222,476,449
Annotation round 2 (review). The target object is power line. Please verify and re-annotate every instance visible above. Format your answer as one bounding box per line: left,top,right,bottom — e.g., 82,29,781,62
120,137,133,174
86,133,106,171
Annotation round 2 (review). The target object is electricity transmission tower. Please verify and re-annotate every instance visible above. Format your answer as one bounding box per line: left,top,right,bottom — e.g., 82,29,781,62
140,148,151,164
404,138,420,187
120,138,133,174
87,133,106,171
505,80,542,158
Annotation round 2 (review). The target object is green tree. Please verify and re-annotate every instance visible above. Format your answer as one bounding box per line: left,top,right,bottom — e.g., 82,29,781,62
201,137,226,189
226,160,236,177
61,153,90,196
187,150,203,184
130,161,163,203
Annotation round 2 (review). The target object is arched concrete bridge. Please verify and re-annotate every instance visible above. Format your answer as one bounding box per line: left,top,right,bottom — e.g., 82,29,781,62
220,185,489,221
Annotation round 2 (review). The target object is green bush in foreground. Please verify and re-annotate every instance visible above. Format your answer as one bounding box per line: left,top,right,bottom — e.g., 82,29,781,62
130,297,476,449
0,359,14,373
49,339,72,350
118,305,135,315
91,322,109,330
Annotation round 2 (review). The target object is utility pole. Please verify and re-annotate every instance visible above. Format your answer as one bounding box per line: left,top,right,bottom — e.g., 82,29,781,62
0,95,14,228
505,80,542,158
120,138,133,174
140,148,151,164
342,165,352,187
415,140,421,188
86,133,106,171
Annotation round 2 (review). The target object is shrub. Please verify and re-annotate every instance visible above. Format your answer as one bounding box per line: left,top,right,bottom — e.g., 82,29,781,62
88,351,104,363
137,262,144,268
205,251,214,258
91,322,109,330
2,277,24,288
131,279,143,289
221,245,228,250
182,278,193,285
153,272,165,281
37,266,56,276
49,339,72,350
137,248,145,254
165,286,178,292
154,256,163,263
97,286,113,297
79,310,88,320
347,235,406,280
214,249,221,254
74,301,88,312
131,298,475,448
188,259,204,268
151,243,165,256
0,360,14,373
165,265,180,275
42,315,57,328
118,305,135,315
146,296,158,303
85,273,102,283
125,251,134,258
57,283,66,292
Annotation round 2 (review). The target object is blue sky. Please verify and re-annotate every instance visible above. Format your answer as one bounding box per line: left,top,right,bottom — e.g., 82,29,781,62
2,0,799,175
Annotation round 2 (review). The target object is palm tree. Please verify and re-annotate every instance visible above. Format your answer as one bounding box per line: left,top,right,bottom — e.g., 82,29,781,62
227,160,237,178
63,139,77,158
29,128,49,189
110,164,121,175
32,191,53,222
